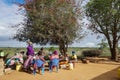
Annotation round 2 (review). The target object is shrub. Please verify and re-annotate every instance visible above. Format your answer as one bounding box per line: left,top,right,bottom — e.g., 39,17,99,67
82,50,102,57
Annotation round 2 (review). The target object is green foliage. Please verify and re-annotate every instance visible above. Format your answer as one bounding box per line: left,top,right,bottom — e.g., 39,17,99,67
0,47,26,57
48,46,55,52
13,0,84,55
14,0,82,44
97,39,108,50
85,0,120,60
86,0,120,33
0,47,111,59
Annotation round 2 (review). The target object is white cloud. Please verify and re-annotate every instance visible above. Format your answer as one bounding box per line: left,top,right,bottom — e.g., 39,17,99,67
0,26,6,30
0,40,26,47
0,0,24,37
119,44,120,47
84,42,96,47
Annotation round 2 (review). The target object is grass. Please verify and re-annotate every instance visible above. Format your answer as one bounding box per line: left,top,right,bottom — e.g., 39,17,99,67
0,47,111,58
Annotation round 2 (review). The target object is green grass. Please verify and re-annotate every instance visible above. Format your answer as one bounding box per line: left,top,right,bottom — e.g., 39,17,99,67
0,47,111,58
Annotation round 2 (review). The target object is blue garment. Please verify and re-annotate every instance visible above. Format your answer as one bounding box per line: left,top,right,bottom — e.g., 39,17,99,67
36,59,44,67
32,59,44,68
49,58,59,72
6,59,11,65
32,59,44,75
51,58,59,66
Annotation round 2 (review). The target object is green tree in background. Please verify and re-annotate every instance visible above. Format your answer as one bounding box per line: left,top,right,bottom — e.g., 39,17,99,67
97,39,108,50
13,0,84,56
86,0,120,60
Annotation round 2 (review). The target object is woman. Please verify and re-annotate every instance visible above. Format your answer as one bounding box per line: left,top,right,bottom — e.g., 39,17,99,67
6,51,25,69
32,52,45,75
24,41,34,70
49,50,59,72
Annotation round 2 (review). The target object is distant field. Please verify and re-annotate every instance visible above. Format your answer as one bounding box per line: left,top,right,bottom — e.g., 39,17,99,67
0,47,111,58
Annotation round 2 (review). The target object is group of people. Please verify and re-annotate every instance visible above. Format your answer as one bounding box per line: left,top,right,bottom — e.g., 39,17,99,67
5,41,60,75
3,40,78,75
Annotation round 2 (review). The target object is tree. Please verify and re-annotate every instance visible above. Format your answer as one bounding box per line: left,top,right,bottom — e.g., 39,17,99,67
85,0,120,60
97,39,108,50
13,0,84,56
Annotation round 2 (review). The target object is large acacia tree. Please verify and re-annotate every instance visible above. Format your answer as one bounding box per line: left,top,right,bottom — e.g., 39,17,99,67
13,0,83,55
86,0,120,60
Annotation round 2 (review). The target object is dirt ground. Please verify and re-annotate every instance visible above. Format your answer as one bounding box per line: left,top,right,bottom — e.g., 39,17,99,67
0,61,120,80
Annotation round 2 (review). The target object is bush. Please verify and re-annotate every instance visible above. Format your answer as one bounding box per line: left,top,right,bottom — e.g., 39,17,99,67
82,50,102,57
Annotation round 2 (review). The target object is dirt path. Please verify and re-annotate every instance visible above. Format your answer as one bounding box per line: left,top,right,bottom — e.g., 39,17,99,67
1,61,120,80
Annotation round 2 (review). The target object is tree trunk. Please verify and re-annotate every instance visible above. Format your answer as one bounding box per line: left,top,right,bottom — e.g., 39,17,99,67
110,43,118,61
107,32,118,61
59,41,68,56
110,49,116,60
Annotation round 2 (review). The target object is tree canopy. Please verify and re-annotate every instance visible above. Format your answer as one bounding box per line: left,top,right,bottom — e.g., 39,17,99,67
86,0,120,60
13,0,83,55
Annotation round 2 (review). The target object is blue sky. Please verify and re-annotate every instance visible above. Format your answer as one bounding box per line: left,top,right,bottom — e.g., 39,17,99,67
0,0,102,47
4,0,25,5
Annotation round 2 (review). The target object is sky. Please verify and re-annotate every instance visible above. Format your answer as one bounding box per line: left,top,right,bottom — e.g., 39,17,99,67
0,0,102,48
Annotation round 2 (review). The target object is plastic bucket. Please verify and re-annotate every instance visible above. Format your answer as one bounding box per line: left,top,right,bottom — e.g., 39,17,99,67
69,63,73,70
16,64,22,71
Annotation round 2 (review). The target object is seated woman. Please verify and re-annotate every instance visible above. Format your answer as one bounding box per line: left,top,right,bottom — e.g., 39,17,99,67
31,52,45,75
6,51,25,69
49,50,59,72
71,51,77,68
71,51,77,62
